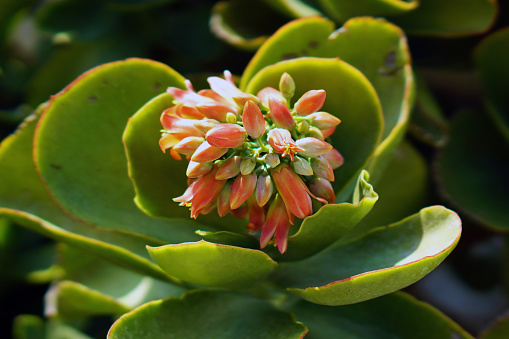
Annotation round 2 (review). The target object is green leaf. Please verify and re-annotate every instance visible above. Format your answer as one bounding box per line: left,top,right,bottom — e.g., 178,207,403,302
317,0,418,23
123,92,242,232
245,57,383,195
277,206,461,305
268,170,378,261
345,141,429,240
0,108,179,281
33,58,204,243
108,290,307,339
435,110,509,231
475,27,509,143
12,314,45,339
480,313,509,339
241,17,413,184
148,240,278,289
391,0,497,36
289,291,474,339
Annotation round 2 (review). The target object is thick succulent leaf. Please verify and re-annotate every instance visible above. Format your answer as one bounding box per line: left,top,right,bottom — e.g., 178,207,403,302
276,206,461,305
391,0,497,36
261,0,322,18
290,291,473,339
475,27,509,143
148,240,278,289
33,58,206,243
435,110,509,231
209,0,287,51
108,290,307,339
13,315,93,339
317,0,418,23
408,75,449,147
245,57,383,196
123,92,242,232
241,16,413,183
268,170,378,261
345,141,429,240
480,313,509,339
45,280,131,321
0,108,182,281
195,230,260,248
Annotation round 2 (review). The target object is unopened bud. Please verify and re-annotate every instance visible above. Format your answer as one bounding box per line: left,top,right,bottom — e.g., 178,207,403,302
217,181,233,217
191,141,228,163
242,101,265,138
322,148,344,169
308,112,341,129
216,155,242,180
206,123,246,148
310,156,334,181
230,173,257,209
265,153,280,168
309,178,335,203
256,174,274,207
196,103,237,122
226,112,238,124
296,137,332,158
186,160,213,178
240,158,256,175
297,120,310,134
279,72,295,102
257,87,285,108
307,126,324,140
172,136,204,156
269,98,296,130
292,156,313,176
294,89,326,116
194,119,220,134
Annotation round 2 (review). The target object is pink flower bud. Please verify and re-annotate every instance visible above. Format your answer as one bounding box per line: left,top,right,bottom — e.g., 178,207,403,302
256,174,274,207
172,136,205,156
296,137,332,158
190,141,228,163
309,178,335,204
161,114,204,137
159,133,180,153
308,112,341,129
321,126,336,139
242,101,265,139
292,156,313,176
215,156,241,180
205,123,246,148
217,181,233,217
267,128,303,161
257,87,285,108
310,155,334,181
246,195,265,231
230,173,257,209
194,119,220,134
294,90,326,116
269,98,296,130
196,103,237,122
175,103,205,119
230,204,249,219
271,164,312,219
186,160,213,178
260,194,291,254
322,148,344,169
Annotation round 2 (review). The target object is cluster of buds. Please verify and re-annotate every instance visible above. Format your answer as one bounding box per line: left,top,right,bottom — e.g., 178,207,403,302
159,71,343,254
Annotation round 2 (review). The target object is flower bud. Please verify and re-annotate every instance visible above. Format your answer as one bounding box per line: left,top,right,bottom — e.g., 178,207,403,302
296,137,332,158
242,101,265,139
195,103,237,122
321,126,336,139
292,156,313,176
194,119,219,134
256,174,274,207
265,153,280,168
294,89,326,116
186,160,213,178
297,120,310,134
190,141,228,163
269,98,296,130
240,158,256,175
215,155,242,180
226,112,237,124
307,126,324,140
310,155,334,181
322,148,344,169
172,136,204,156
159,133,180,153
279,72,295,102
217,181,232,217
205,123,246,148
308,112,341,129
309,178,335,203
230,173,257,209
257,87,285,108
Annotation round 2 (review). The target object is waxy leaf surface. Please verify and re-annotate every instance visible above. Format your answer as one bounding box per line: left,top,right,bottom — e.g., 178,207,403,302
277,206,461,305
148,240,278,289
108,290,307,338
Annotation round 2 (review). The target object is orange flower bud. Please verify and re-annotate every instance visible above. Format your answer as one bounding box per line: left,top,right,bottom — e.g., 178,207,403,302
294,89,326,116
230,173,257,209
215,156,242,180
309,178,335,204
196,103,237,122
161,114,204,137
296,137,332,158
260,194,291,254
246,195,265,231
217,181,233,217
205,123,246,148
194,119,220,134
190,141,228,163
256,174,274,207
271,164,313,219
269,98,296,130
257,87,285,108
310,155,334,181
242,101,265,138
321,126,336,139
159,133,180,153
322,148,344,169
172,136,204,156
308,112,341,129
186,160,213,178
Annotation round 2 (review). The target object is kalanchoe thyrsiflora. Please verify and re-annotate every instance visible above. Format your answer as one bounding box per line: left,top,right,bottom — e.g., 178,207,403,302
159,71,343,254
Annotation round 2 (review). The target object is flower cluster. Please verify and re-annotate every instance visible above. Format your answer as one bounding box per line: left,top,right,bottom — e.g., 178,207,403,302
159,71,343,253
